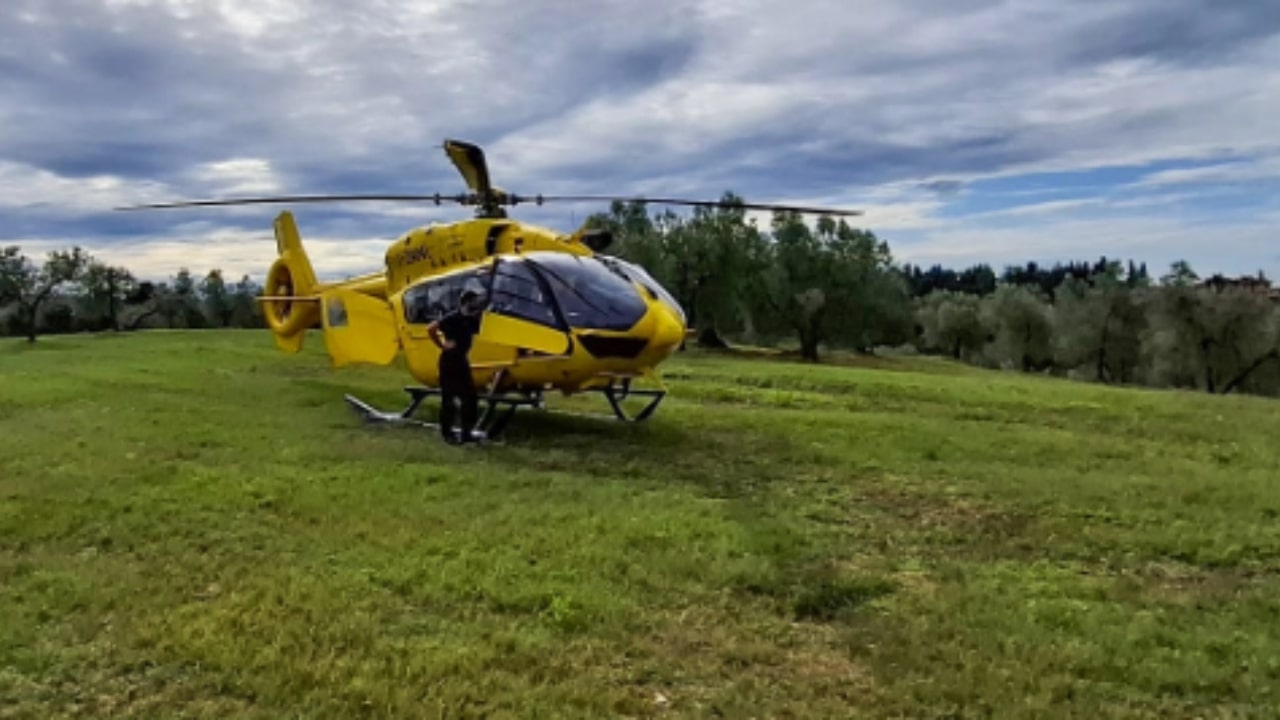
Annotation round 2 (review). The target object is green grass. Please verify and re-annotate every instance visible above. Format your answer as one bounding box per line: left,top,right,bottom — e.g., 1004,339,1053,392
2,329,1278,718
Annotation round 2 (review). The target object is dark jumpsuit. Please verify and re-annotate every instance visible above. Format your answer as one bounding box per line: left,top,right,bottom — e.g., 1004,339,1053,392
436,309,482,441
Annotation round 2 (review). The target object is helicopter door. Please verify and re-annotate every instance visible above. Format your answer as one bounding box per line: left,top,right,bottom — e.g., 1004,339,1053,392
319,288,401,368
479,258,573,356
477,313,572,356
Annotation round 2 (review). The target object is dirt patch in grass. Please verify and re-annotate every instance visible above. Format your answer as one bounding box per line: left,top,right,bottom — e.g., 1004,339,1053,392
1112,562,1273,607
620,609,880,717
850,486,1041,558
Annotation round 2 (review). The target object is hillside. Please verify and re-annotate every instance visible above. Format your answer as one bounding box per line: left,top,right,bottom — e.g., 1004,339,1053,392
2,330,1277,718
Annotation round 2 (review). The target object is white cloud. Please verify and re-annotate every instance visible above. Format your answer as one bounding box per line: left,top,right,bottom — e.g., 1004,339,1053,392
896,212,1280,279
1134,155,1280,187
968,198,1107,219
187,158,282,195
13,228,390,283
3,0,1280,282
0,160,174,212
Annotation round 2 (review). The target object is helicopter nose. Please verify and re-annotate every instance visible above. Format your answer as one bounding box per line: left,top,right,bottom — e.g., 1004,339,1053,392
649,301,686,352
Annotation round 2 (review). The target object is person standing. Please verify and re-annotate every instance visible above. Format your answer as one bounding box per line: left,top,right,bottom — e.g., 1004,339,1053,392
428,290,484,444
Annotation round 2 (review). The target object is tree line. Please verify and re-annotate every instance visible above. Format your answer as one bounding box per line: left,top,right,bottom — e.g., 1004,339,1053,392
0,245,264,341
4,195,1278,399
584,197,1280,399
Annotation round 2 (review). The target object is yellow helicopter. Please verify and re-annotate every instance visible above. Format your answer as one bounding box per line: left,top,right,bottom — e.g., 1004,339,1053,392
120,139,862,440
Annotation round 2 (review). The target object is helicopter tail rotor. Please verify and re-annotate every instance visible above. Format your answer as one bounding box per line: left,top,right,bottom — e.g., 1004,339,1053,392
259,211,322,353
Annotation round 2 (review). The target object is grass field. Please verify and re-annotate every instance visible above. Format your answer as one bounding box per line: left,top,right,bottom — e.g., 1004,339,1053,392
2,330,1278,718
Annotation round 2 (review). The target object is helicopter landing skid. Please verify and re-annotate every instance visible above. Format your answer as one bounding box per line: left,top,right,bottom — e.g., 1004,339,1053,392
342,384,539,441
593,376,666,422
343,372,665,440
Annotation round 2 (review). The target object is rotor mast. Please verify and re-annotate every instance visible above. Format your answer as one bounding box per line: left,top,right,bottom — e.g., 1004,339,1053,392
442,139,506,219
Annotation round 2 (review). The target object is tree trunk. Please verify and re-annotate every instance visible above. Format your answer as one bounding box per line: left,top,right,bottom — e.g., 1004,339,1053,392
795,292,826,363
737,299,757,344
1021,318,1034,372
800,332,820,362
1096,304,1114,383
108,273,120,331
1221,350,1280,395
697,326,730,349
1200,338,1216,393
20,305,36,343
798,315,824,362
127,306,161,331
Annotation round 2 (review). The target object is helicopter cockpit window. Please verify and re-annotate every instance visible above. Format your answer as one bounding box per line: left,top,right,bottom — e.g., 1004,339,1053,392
490,259,560,328
403,282,433,324
524,252,648,332
402,270,491,325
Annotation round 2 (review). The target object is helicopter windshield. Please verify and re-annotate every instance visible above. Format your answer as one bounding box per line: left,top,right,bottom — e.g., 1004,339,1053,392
521,252,648,332
597,255,687,326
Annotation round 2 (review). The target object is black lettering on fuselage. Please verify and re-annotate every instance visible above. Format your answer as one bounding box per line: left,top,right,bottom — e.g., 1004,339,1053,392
400,245,431,266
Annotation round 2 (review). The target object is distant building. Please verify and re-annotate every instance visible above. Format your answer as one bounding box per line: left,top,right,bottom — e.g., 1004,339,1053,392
1199,274,1280,301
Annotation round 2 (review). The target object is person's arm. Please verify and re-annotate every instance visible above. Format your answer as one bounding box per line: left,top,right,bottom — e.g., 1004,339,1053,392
427,319,455,351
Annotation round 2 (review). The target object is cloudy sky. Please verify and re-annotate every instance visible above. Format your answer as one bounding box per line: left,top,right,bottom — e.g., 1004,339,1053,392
3,0,1279,282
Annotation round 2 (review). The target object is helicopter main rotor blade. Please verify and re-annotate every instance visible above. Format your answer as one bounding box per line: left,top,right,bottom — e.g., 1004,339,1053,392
513,194,864,217
442,139,492,197
114,193,473,211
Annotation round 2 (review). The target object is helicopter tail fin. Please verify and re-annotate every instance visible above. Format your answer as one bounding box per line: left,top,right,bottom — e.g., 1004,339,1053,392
260,211,322,353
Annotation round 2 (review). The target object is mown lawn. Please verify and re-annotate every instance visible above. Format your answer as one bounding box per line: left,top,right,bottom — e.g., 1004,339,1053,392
1,329,1277,719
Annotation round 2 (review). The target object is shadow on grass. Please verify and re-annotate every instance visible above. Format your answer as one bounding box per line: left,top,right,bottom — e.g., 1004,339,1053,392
293,363,909,627
483,406,793,497
684,343,980,377
453,405,900,624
